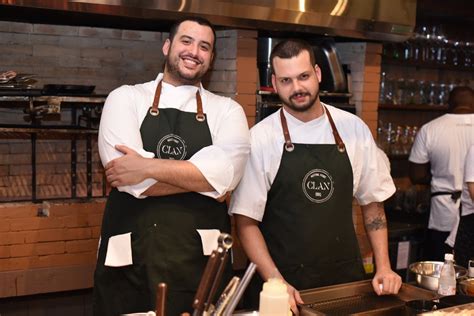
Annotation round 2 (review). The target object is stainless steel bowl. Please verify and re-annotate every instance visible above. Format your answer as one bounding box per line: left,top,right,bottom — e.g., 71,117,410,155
409,261,468,291
458,278,474,296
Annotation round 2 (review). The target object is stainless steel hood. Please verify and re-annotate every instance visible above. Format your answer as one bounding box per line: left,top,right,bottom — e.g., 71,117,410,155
0,0,416,42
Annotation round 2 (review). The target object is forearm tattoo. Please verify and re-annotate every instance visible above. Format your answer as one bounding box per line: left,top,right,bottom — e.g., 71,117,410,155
364,202,387,232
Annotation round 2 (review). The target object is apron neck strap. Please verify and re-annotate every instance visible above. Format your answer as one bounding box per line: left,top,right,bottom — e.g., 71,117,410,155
325,106,346,153
150,80,205,122
279,109,294,152
279,105,346,153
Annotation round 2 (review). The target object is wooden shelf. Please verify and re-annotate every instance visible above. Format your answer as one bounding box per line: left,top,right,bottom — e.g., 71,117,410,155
0,125,98,139
379,104,448,111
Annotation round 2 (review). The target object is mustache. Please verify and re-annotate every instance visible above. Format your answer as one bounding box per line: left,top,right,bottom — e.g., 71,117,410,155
290,91,310,99
179,53,203,64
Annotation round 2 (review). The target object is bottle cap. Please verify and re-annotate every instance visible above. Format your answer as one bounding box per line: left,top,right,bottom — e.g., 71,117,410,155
444,253,454,261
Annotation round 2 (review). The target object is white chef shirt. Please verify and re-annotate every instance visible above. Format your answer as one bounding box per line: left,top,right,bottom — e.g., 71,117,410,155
229,104,396,221
409,114,474,232
98,73,250,198
462,144,474,216
446,144,474,247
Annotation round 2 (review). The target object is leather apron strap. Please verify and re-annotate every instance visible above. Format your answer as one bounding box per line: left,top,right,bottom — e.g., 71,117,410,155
279,105,346,153
150,80,205,122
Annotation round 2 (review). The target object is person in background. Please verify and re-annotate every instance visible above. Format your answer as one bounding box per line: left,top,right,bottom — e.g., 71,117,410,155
93,16,250,316
446,144,474,268
409,86,474,262
229,39,401,314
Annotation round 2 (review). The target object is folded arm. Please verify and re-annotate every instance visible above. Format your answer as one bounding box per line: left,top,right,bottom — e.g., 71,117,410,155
106,145,214,193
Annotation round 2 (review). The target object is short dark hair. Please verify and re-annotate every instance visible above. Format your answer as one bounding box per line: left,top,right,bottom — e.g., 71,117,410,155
168,16,217,53
270,39,316,74
448,86,474,113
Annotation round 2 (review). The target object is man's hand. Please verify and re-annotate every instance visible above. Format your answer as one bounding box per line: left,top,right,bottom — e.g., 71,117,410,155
284,281,304,315
372,268,402,295
105,144,152,187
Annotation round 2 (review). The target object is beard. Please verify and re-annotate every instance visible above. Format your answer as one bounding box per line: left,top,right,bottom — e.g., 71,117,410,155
280,90,319,112
164,53,208,86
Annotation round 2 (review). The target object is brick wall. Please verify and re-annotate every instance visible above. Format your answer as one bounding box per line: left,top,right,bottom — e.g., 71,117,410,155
0,21,166,94
0,138,104,202
0,200,105,297
337,42,384,272
336,42,382,137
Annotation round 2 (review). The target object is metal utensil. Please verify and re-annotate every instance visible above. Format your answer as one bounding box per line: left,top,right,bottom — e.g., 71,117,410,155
155,282,167,316
192,233,233,316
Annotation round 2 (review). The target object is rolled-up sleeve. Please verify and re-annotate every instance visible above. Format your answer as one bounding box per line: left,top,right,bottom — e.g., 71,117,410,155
354,125,396,205
98,86,157,198
189,101,250,199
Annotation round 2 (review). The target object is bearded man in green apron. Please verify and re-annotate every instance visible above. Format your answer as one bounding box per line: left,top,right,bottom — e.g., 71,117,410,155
230,39,402,314
93,17,250,316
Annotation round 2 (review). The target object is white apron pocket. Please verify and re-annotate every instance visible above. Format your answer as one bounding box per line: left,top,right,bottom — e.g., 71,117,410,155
104,232,133,267
196,229,221,256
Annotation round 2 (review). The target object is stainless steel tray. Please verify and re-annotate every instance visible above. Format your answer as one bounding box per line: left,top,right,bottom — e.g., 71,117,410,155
299,280,436,316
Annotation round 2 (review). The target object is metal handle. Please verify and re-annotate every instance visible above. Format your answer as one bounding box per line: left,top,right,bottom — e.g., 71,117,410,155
155,282,167,316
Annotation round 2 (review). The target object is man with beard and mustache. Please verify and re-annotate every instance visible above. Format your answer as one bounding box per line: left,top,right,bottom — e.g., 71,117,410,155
93,17,250,316
229,39,401,314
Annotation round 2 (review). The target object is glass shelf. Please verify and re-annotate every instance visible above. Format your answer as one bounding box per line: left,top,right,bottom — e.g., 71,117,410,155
379,104,448,111
382,58,473,72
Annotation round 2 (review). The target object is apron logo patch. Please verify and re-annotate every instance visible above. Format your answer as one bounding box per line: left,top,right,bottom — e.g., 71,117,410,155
302,169,334,203
157,134,187,160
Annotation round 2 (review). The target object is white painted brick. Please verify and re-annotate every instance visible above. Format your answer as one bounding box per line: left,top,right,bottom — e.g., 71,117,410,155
33,24,79,36
217,30,237,38
212,58,236,71
205,81,237,94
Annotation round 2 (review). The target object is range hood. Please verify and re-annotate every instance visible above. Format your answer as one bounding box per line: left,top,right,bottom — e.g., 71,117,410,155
0,0,416,42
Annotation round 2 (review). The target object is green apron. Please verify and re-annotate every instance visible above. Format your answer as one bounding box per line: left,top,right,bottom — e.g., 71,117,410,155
94,81,231,316
246,107,365,308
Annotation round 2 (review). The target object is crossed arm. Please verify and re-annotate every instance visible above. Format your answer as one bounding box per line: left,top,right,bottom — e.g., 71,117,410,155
105,144,215,196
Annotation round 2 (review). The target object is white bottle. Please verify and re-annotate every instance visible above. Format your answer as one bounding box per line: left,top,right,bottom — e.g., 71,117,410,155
259,278,290,316
437,253,456,296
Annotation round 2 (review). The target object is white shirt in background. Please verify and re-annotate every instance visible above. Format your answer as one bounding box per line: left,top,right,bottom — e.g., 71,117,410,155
409,114,474,232
446,144,474,247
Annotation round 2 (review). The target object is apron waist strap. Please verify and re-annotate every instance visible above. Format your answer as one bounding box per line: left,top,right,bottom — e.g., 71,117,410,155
431,191,462,202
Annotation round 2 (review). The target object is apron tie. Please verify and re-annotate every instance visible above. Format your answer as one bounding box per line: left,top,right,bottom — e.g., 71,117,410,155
431,191,462,202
